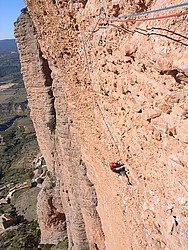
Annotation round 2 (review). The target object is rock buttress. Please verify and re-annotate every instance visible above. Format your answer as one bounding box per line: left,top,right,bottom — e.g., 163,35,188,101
15,1,188,250
14,8,105,249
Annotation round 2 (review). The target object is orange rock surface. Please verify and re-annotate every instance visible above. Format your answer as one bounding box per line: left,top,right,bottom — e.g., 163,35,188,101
15,1,188,249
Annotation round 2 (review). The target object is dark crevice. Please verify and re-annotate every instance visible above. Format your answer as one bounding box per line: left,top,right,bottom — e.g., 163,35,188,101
40,53,56,129
107,48,112,55
113,4,120,17
114,70,119,75
48,196,56,211
137,109,142,113
130,55,135,62
79,0,88,8
173,216,178,226
39,51,53,87
136,1,148,13
122,90,131,95
48,196,66,229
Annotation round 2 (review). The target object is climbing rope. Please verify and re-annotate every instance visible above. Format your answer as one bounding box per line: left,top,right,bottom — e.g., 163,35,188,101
81,0,187,162
102,2,188,20
85,0,102,44
103,10,188,23
83,0,121,159
81,36,121,158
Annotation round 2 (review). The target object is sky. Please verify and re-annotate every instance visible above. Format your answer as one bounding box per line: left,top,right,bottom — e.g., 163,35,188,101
0,0,26,40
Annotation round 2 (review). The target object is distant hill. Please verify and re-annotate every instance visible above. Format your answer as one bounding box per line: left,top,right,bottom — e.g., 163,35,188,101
0,39,21,82
0,39,18,54
0,39,26,124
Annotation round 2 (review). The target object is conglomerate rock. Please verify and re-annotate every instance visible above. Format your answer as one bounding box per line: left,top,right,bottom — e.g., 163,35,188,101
15,1,187,249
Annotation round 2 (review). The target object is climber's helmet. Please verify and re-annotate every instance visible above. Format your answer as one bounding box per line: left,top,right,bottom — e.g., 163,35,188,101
109,162,114,169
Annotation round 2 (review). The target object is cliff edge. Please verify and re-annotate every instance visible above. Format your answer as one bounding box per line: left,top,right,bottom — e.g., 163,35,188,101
14,1,188,249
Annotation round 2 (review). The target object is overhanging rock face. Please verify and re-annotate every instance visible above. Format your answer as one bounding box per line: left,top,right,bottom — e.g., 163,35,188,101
15,1,188,249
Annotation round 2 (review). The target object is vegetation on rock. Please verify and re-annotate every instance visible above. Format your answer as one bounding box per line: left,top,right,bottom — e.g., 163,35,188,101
37,177,44,184
47,117,56,133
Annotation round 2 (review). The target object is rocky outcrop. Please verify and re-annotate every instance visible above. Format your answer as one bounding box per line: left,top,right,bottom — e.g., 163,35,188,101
14,7,105,249
15,1,187,249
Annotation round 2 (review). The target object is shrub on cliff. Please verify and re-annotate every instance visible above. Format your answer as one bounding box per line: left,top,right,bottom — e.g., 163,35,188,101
21,7,28,14
37,177,44,184
52,239,68,249
47,117,56,133
45,171,56,190
39,239,68,249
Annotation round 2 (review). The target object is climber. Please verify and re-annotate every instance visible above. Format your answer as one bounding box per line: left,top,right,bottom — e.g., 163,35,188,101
109,162,125,174
109,162,132,185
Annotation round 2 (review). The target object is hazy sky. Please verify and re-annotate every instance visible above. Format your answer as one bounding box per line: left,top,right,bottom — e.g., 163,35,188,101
0,0,26,40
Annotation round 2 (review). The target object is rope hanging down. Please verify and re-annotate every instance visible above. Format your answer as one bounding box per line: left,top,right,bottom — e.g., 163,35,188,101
81,0,187,159
102,2,188,20
85,0,102,44
83,1,121,156
81,36,121,157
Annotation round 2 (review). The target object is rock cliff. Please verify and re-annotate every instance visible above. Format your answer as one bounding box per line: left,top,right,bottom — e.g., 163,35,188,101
14,1,187,249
